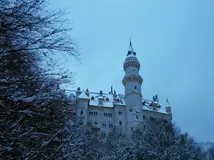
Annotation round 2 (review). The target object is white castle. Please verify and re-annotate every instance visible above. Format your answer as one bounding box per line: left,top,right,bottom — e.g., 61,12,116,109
68,41,172,136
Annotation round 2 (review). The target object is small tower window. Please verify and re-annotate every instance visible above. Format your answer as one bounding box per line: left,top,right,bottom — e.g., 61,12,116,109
119,121,122,126
143,115,145,120
134,86,137,89
119,111,122,115
136,115,138,119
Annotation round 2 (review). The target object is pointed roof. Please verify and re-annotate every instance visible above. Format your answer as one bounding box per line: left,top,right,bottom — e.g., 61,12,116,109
77,91,89,99
127,39,136,56
166,98,171,107
128,40,134,52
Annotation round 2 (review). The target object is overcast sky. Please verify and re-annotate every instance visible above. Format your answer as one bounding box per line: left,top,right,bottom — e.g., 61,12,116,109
52,0,214,142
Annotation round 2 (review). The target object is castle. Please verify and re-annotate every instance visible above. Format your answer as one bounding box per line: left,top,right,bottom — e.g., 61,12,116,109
68,41,172,136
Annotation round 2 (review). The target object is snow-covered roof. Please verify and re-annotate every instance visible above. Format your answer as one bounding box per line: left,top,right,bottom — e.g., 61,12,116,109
77,91,89,100
89,92,114,107
66,90,169,114
142,99,169,114
128,45,134,53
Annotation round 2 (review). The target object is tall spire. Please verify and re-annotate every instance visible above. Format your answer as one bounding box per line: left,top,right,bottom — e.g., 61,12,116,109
127,39,136,56
166,98,170,106
111,85,113,94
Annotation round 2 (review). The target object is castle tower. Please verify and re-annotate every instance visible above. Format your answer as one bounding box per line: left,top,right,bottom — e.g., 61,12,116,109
122,40,143,133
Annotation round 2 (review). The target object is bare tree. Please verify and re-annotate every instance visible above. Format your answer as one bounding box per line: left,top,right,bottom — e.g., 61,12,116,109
132,120,202,160
0,0,79,99
0,0,78,159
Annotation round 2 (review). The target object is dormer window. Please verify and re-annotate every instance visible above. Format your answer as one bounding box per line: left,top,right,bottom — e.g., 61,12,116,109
127,51,131,56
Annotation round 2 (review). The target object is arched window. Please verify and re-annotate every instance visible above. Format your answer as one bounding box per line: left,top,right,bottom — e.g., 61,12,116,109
134,86,137,89
119,121,122,126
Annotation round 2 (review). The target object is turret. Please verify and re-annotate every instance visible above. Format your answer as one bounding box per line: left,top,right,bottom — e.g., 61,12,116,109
85,88,90,97
76,91,89,125
122,40,143,134
76,87,82,97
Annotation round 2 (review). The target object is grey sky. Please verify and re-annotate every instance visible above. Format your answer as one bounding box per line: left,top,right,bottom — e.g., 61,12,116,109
52,0,214,142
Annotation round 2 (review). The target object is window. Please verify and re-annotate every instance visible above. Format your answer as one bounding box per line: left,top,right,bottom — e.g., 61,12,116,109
89,111,97,116
94,122,97,125
87,121,91,125
101,132,105,138
80,110,83,115
109,132,113,138
109,124,113,128
131,127,133,131
119,121,122,126
104,113,112,117
163,119,168,124
136,115,138,119
79,121,83,125
119,111,122,115
150,116,154,121
108,113,112,117
134,86,137,89
129,108,133,112
143,115,145,120
102,123,106,128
